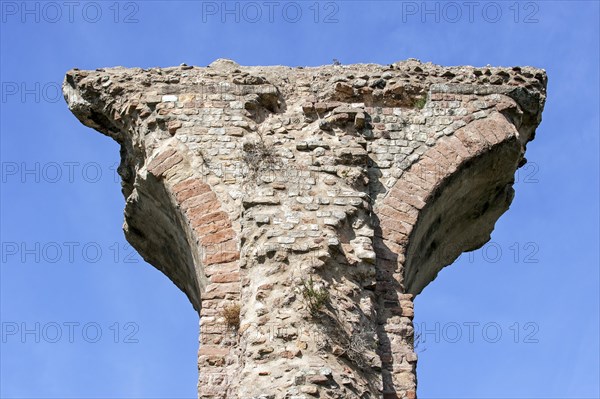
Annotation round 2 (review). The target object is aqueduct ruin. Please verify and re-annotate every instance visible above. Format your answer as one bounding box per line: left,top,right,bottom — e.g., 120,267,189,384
63,59,546,398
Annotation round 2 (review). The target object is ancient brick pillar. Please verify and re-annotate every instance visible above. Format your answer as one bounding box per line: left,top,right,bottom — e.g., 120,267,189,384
63,59,546,399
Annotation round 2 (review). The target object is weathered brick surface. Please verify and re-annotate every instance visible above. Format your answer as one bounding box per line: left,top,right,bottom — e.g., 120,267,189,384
64,59,546,399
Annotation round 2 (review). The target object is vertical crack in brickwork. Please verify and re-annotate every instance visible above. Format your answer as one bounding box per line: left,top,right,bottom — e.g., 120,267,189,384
63,59,546,399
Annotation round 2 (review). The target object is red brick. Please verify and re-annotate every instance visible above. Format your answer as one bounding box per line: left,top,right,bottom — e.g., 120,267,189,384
187,200,222,222
212,239,238,253
411,156,443,185
441,134,470,159
379,209,414,234
147,148,176,170
182,191,218,210
203,282,240,299
492,114,515,141
172,177,196,193
201,229,236,245
167,120,182,135
202,240,239,263
380,218,413,236
402,170,435,193
204,261,239,277
192,211,229,227
383,197,419,222
488,112,517,141
147,148,183,177
379,205,407,223
477,120,502,145
173,179,212,202
151,153,182,176
205,251,240,265
434,139,460,164
210,271,240,283
383,229,409,246
455,126,487,154
428,148,458,176
422,148,451,173
396,180,428,199
194,218,231,236
388,188,426,210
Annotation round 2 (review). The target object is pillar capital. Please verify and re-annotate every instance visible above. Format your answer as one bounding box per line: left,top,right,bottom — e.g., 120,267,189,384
64,59,547,398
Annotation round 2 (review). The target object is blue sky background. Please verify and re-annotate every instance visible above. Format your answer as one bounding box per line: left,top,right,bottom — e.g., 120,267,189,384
0,1,598,398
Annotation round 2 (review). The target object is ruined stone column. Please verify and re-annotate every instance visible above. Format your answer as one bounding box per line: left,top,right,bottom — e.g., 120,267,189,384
63,59,546,399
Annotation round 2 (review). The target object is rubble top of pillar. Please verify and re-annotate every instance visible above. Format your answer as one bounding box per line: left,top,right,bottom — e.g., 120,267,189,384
64,58,547,131
65,57,547,88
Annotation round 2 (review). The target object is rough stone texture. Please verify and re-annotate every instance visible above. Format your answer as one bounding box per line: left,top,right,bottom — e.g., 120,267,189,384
63,59,547,399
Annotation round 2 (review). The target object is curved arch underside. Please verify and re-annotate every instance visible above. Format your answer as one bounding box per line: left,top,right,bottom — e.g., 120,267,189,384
403,137,521,295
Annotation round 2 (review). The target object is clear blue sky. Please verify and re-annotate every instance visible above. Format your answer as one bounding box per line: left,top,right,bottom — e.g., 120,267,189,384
1,1,598,398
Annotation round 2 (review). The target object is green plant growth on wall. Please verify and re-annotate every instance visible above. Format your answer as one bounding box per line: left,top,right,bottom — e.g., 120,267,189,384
301,276,329,316
413,96,427,109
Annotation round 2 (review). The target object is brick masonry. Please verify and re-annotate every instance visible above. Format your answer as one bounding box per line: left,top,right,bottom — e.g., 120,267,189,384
63,59,547,399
